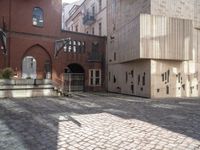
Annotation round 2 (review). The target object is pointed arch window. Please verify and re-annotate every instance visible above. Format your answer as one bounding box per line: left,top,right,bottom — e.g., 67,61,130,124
32,7,44,27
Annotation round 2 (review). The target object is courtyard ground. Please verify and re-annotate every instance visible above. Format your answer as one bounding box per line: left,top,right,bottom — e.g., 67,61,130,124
0,92,200,150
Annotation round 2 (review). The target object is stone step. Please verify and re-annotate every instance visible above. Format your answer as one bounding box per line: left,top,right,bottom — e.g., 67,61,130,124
0,85,54,90
0,88,58,98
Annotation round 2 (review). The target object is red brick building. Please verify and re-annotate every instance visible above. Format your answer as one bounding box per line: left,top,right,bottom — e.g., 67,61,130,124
0,0,106,91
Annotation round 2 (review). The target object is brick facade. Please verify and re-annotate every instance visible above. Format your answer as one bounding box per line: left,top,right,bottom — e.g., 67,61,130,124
0,0,106,91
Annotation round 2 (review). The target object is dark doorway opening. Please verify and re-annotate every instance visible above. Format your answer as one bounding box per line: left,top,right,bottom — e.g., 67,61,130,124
65,63,85,73
64,64,85,92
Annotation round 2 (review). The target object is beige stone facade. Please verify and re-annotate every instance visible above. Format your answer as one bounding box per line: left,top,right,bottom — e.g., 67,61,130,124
107,0,200,98
65,0,107,36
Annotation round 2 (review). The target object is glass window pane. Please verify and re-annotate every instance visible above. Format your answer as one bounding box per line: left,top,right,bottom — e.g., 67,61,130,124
95,78,100,85
90,78,93,85
33,7,44,27
96,70,100,77
90,70,93,77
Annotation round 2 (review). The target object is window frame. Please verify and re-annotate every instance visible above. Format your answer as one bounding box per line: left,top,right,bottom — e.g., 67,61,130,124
89,69,101,86
32,7,44,28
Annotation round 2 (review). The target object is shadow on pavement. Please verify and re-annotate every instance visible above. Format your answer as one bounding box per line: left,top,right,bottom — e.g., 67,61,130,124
0,93,199,149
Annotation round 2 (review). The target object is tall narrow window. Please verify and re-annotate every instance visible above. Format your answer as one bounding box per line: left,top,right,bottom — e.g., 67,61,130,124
131,70,134,78
161,74,164,81
92,6,95,16
92,27,95,35
99,22,102,36
126,72,128,83
99,0,102,11
131,83,134,94
167,70,170,83
32,7,44,27
166,86,169,94
113,75,116,83
142,73,145,86
138,75,140,85
75,25,78,32
114,52,116,61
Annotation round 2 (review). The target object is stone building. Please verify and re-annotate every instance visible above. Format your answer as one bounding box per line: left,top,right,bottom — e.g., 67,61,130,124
65,0,107,36
0,0,106,92
107,0,200,98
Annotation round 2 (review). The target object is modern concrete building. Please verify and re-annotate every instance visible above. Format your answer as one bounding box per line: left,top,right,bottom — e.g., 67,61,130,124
65,0,107,36
107,0,200,98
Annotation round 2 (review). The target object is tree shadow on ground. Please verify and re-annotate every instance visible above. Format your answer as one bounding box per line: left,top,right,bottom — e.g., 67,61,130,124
0,93,199,149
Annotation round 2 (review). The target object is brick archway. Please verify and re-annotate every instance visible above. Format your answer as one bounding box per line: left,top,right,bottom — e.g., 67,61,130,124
21,44,52,79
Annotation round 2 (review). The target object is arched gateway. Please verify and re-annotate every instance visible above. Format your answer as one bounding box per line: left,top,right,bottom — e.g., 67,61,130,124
21,44,52,79
64,63,85,92
22,56,37,79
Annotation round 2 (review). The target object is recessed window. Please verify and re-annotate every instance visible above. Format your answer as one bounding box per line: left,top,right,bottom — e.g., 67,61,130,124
131,83,134,93
166,86,169,94
114,52,116,61
32,7,44,27
89,69,101,86
92,27,95,35
167,70,170,82
182,84,185,90
99,0,102,11
131,70,134,78
126,72,128,83
141,87,143,91
75,25,78,32
138,75,140,85
161,74,164,81
142,72,145,86
113,75,116,83
92,6,95,16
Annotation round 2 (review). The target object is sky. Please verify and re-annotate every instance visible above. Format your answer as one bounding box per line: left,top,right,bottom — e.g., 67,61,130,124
62,0,79,4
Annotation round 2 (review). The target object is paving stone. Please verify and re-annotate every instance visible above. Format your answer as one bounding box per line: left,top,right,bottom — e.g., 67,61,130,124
0,93,200,150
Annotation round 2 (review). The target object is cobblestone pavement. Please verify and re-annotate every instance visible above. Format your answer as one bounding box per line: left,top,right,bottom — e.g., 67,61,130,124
0,93,200,150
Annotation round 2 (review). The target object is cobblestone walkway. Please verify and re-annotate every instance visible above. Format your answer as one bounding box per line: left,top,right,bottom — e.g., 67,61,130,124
0,93,200,150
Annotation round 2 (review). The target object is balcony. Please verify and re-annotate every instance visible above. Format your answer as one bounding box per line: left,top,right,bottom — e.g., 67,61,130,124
83,13,96,25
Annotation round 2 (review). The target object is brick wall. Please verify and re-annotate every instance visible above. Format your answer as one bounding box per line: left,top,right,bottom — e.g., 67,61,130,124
0,0,106,91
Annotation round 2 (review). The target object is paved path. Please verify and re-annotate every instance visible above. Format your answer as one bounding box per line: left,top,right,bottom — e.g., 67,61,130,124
0,93,200,150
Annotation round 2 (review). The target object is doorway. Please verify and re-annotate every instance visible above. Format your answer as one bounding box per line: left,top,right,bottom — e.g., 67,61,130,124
22,56,37,79
64,63,85,92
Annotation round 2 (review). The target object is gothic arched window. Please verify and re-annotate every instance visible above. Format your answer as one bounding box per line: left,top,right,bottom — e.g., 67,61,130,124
32,7,44,27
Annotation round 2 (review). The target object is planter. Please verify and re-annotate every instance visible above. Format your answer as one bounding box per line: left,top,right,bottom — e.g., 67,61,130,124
15,79,35,85
0,79,15,85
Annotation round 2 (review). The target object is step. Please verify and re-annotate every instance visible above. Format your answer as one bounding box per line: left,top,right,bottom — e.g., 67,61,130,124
0,88,57,98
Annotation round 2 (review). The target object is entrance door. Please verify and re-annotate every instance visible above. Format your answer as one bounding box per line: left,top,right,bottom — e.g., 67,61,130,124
22,56,37,79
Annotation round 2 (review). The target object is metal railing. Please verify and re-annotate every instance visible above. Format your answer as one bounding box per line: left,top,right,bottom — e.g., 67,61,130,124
83,13,96,25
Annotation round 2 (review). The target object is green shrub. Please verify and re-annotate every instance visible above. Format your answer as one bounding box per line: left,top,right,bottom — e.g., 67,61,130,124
1,68,14,79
